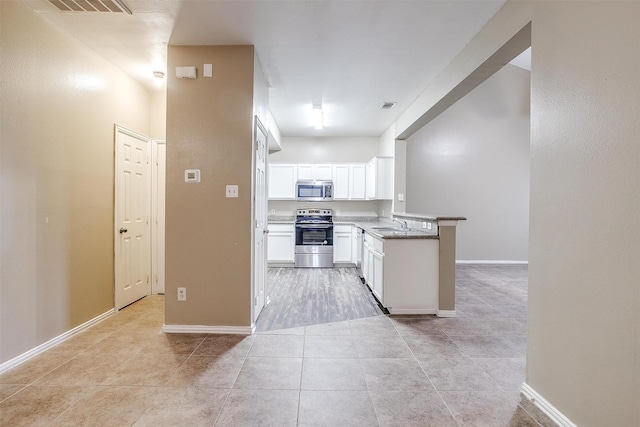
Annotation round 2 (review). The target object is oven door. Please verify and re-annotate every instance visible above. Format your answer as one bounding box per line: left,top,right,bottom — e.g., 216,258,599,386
295,224,333,246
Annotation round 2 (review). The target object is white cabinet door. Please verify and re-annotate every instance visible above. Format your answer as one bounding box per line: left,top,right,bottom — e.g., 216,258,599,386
297,164,314,180
365,157,393,200
333,225,352,263
366,160,376,200
267,224,295,262
316,164,333,180
351,227,360,265
333,165,350,200
372,250,384,301
268,164,297,199
350,164,366,200
362,241,371,285
298,164,332,181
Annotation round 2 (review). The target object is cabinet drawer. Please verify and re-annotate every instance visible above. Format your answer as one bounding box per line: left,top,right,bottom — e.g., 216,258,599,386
333,224,352,233
268,224,294,233
364,232,384,253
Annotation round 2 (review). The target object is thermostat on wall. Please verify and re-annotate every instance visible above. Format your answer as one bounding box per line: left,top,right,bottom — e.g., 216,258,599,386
185,169,201,183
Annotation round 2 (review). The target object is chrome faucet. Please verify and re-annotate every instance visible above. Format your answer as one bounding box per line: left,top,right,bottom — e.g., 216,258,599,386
393,218,408,229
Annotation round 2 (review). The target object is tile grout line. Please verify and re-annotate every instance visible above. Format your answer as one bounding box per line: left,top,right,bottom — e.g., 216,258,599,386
212,334,256,427
390,318,461,425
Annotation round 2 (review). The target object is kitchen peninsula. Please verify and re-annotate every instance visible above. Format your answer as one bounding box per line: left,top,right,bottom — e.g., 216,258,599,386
268,212,465,317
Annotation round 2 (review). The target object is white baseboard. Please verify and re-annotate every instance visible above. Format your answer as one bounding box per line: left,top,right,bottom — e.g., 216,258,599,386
0,309,115,375
162,324,255,335
388,308,438,315
456,260,528,265
437,310,457,318
521,382,576,427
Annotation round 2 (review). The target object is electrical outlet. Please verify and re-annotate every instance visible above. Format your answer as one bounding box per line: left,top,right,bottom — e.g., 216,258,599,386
177,287,186,301
226,185,238,198
271,209,276,215
427,222,433,230
422,221,427,229
336,210,340,215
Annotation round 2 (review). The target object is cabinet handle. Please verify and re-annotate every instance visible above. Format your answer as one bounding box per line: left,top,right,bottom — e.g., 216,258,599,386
119,228,128,234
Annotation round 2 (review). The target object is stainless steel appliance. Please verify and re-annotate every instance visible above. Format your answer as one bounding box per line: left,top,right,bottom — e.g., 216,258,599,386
294,208,333,268
296,180,333,202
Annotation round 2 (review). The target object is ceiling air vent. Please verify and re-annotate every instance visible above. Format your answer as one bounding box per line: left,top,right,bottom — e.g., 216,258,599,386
49,0,132,14
380,102,397,110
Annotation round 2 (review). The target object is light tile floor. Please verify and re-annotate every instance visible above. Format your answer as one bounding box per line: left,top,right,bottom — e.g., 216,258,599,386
0,264,554,426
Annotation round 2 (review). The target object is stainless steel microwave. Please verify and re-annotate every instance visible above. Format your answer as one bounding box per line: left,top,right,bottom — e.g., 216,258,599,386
296,180,333,201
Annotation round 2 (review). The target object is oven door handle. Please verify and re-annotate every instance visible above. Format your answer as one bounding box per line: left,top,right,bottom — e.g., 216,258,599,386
295,224,333,229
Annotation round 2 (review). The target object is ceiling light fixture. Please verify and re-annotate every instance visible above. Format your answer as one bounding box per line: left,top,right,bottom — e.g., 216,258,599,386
153,71,165,79
380,101,397,110
312,105,323,130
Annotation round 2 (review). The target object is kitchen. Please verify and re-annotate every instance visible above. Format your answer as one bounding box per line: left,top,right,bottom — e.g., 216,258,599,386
259,135,465,330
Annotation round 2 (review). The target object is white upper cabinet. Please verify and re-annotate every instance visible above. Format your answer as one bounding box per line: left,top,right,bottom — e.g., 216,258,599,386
350,164,366,200
297,164,332,181
268,159,392,201
332,165,350,200
333,164,366,200
268,164,297,199
366,157,393,200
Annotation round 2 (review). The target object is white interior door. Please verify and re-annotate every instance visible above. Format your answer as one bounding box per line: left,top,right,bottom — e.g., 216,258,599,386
253,118,268,322
115,125,151,309
152,140,166,294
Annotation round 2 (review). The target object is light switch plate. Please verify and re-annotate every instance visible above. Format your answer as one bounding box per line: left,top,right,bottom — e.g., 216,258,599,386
398,193,405,202
226,185,239,198
204,63,213,78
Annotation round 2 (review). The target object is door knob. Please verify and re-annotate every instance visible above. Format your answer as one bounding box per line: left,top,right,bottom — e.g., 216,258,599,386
119,228,128,234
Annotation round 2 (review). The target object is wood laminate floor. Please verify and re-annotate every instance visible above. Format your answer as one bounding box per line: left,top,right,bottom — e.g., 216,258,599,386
256,267,383,332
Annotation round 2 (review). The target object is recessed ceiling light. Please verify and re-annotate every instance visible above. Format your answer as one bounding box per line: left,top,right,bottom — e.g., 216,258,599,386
380,102,397,110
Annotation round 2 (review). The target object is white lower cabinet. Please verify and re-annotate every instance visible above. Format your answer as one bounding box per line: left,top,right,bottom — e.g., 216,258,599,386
362,231,439,314
267,224,295,264
333,225,353,264
362,232,384,301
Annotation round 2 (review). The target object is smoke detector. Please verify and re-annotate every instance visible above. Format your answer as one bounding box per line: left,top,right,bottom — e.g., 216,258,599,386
380,102,397,110
49,0,132,14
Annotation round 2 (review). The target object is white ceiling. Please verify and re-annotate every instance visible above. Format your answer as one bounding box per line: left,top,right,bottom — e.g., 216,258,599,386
23,0,508,137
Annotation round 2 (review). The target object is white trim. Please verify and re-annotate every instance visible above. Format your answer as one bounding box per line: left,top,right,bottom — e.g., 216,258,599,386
151,139,166,295
456,260,528,265
521,383,576,427
0,309,115,375
161,324,255,335
388,308,438,315
437,310,457,318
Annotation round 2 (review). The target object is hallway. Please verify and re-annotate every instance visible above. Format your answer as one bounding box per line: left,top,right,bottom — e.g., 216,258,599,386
0,265,552,426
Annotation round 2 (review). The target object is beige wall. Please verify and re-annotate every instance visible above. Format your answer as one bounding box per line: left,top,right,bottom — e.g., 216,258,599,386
165,45,256,327
150,89,167,139
528,2,639,425
0,1,152,363
406,64,530,261
388,1,639,425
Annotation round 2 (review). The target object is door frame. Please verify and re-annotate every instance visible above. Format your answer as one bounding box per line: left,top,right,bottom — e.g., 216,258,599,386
151,139,166,295
251,116,268,324
114,124,152,310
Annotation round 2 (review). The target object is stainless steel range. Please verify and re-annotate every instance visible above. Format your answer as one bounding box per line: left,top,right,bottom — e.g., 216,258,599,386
294,208,333,268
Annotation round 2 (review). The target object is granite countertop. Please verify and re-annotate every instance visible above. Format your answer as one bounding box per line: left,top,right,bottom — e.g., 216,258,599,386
334,219,438,240
267,216,440,239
